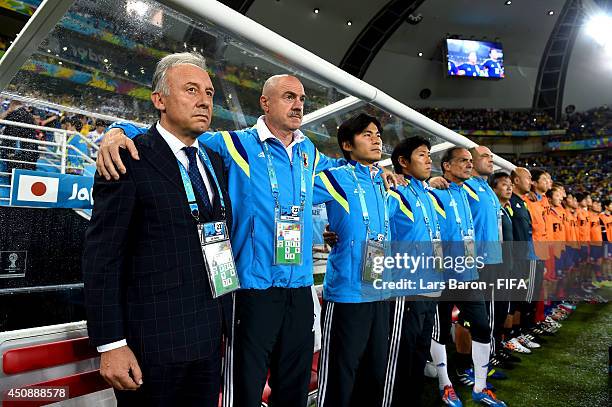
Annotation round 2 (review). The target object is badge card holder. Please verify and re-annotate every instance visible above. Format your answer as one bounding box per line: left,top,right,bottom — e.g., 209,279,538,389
274,205,304,265
361,235,385,283
463,230,476,259
432,237,444,272
177,147,240,298
261,140,307,266
199,221,240,298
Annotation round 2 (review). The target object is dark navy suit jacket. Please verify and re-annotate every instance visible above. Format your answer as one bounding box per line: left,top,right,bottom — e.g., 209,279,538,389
83,126,233,364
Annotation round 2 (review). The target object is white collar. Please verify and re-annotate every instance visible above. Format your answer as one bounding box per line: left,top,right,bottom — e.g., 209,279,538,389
156,121,199,155
255,115,306,145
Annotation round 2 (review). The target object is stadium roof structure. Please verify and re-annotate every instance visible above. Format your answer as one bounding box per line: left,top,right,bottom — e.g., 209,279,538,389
0,0,518,171
234,0,611,119
227,0,563,77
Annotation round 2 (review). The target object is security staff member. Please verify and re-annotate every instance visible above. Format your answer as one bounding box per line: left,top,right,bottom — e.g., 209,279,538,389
509,168,540,347
382,136,445,407
429,148,507,407
524,169,551,325
313,113,390,407
489,172,516,359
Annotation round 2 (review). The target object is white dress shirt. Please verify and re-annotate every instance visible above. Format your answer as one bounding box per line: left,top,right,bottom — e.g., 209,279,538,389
255,116,305,162
96,122,215,353
156,122,215,202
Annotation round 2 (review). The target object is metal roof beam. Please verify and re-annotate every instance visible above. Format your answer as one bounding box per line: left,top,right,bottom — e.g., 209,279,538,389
0,0,74,91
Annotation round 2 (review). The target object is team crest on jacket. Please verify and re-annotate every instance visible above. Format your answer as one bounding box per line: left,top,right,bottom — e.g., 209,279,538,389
303,152,309,167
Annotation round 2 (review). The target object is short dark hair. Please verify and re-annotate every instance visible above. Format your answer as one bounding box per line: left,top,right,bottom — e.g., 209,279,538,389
440,147,466,174
337,113,382,160
67,116,83,132
489,172,511,189
391,136,431,174
530,168,547,183
546,185,562,200
574,192,587,203
603,199,611,207
95,119,106,127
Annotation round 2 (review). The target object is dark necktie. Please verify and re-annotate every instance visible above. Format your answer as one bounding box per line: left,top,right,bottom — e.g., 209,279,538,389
183,146,213,217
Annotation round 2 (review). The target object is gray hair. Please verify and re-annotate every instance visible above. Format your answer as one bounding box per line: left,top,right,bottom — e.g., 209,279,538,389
151,52,207,96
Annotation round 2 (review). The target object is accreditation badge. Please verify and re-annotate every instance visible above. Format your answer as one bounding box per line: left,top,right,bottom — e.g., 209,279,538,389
361,239,385,283
432,238,444,272
274,206,304,265
463,234,476,259
198,221,240,298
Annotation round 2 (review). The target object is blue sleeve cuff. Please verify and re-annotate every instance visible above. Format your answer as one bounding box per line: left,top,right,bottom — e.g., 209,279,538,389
107,122,148,139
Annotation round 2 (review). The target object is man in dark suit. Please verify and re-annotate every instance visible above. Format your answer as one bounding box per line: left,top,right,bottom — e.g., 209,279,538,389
83,52,233,406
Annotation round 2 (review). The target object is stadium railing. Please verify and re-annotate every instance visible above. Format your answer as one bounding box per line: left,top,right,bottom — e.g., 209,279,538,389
0,119,97,203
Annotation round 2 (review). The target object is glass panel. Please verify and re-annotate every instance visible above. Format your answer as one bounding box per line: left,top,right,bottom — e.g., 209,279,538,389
302,102,450,159
4,0,452,149
0,0,455,330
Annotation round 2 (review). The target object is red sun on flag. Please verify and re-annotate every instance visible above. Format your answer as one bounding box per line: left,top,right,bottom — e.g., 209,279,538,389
14,173,60,204
31,182,47,196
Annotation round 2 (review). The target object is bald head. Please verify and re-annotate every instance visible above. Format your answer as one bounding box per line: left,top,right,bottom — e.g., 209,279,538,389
262,74,300,97
260,74,305,136
511,167,531,195
470,145,494,177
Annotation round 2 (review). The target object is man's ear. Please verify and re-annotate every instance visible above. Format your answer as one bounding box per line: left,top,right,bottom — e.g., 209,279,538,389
341,140,353,155
260,95,269,113
398,156,409,169
151,92,166,112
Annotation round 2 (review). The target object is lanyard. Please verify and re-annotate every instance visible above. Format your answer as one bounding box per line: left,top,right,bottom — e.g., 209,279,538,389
476,177,499,208
407,182,440,241
349,165,389,240
261,139,307,211
447,187,474,237
177,148,226,220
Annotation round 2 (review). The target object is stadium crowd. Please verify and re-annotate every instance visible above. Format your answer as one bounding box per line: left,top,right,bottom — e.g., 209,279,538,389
418,108,560,132
514,152,611,201
562,104,612,141
419,105,612,141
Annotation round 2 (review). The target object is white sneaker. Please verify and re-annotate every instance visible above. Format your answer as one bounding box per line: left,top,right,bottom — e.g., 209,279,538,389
545,316,562,329
517,335,541,349
504,338,532,354
523,334,535,341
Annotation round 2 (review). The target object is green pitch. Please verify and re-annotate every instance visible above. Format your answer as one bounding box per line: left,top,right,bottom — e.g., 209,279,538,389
423,296,611,406
309,280,610,406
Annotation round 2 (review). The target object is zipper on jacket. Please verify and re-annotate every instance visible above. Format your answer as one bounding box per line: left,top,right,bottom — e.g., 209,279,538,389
372,173,384,236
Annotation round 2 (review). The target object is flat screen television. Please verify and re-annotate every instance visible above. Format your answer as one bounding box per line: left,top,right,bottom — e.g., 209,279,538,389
445,38,504,79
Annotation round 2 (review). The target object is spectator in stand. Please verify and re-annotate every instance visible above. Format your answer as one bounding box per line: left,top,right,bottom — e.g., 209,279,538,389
418,108,557,132
0,100,40,171
515,152,610,201
88,120,107,145
79,115,91,136
65,116,89,174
